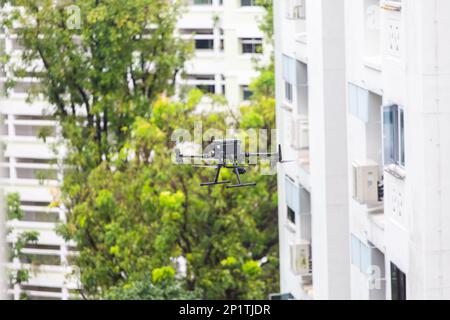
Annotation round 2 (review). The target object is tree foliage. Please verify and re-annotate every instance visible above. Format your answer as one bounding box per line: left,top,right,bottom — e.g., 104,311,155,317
6,193,40,294
256,0,274,41
1,0,191,171
2,0,278,300
104,267,201,300
57,89,278,299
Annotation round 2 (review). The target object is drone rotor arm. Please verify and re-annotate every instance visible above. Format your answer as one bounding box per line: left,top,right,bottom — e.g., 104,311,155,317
177,152,216,163
245,152,278,156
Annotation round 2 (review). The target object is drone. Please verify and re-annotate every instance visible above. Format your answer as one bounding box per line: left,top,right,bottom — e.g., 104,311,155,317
175,139,291,189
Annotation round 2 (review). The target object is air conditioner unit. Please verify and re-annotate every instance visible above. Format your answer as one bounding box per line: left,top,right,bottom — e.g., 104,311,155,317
286,0,306,20
293,0,306,20
290,118,300,150
290,115,309,151
285,0,294,19
289,241,311,276
352,160,380,205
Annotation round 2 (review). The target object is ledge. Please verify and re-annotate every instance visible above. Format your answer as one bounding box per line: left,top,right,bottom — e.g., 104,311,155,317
380,1,402,12
363,55,382,72
384,164,406,181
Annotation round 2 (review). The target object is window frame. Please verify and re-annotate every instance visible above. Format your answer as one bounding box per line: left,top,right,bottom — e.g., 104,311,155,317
285,81,293,104
383,104,405,168
390,262,406,300
195,38,214,51
240,38,263,55
287,206,296,225
240,0,257,6
191,0,213,5
241,85,253,101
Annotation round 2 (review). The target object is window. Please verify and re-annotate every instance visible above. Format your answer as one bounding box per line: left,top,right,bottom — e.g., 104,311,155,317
192,0,213,5
196,84,215,94
181,29,220,52
182,74,219,95
348,83,369,122
287,207,296,224
350,234,372,274
391,262,406,300
20,254,61,266
282,55,304,105
399,108,405,165
351,234,361,268
296,60,308,114
285,82,293,103
383,105,405,167
23,210,59,223
241,85,253,101
241,38,263,54
285,177,300,226
195,39,214,50
13,82,42,94
241,0,257,6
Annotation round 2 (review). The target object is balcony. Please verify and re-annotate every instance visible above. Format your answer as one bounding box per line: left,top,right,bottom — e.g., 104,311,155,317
381,0,402,61
7,263,79,300
384,169,406,221
283,0,307,60
363,0,382,72
0,160,59,187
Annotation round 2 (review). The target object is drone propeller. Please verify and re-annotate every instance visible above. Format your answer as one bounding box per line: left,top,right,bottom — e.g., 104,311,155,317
175,148,212,165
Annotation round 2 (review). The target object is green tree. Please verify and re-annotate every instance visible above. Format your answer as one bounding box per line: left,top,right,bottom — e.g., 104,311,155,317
57,90,278,299
1,0,192,173
2,1,279,299
104,267,201,300
256,0,274,41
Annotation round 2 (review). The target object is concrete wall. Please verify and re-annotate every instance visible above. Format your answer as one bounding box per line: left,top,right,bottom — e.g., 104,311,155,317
346,0,450,300
277,0,450,300
275,0,350,300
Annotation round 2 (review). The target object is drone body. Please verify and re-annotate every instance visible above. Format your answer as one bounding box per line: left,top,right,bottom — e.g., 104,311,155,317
207,139,245,163
175,139,289,189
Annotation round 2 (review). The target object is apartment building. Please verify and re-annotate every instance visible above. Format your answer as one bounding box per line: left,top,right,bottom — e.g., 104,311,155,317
274,0,349,300
179,0,269,106
0,24,76,298
347,0,450,300
274,0,450,300
0,0,268,300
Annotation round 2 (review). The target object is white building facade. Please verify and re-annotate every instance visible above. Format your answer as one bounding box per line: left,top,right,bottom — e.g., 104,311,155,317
275,0,450,300
0,0,268,300
180,0,269,107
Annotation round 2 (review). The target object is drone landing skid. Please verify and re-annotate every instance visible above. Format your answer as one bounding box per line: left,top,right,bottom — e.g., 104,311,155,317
226,182,257,189
200,165,257,189
201,181,231,187
200,165,230,187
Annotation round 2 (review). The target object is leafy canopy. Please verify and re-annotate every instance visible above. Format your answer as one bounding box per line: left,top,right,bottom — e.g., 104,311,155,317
57,90,279,299
2,0,279,300
1,0,191,171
